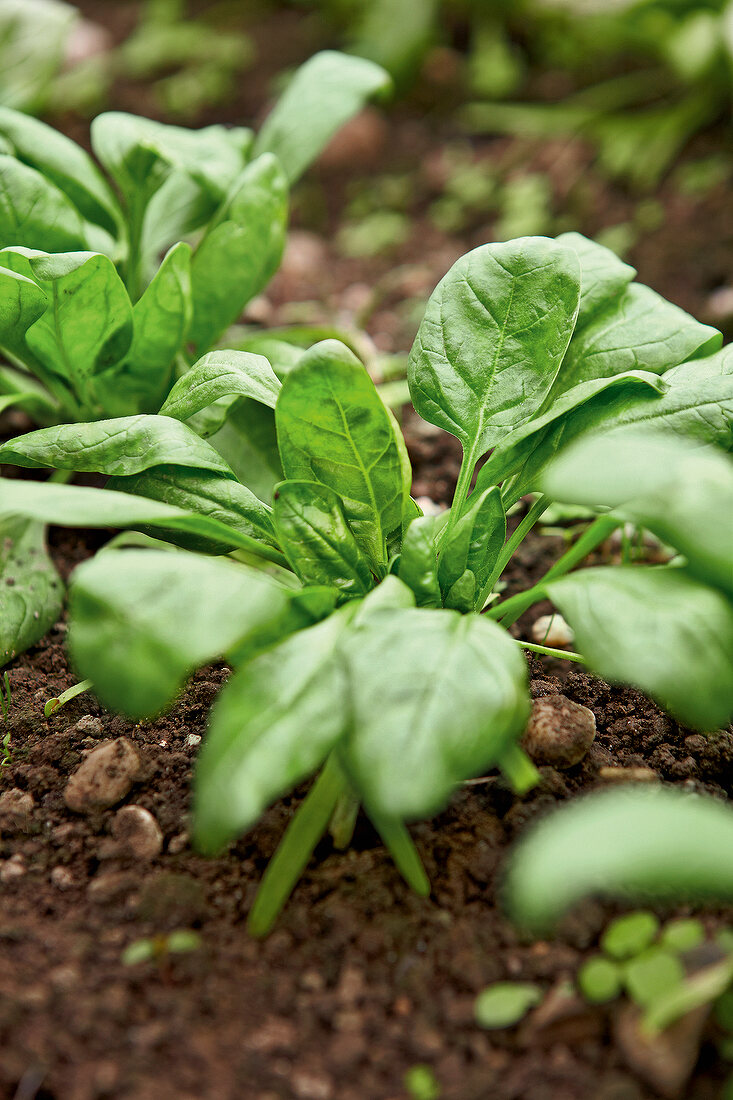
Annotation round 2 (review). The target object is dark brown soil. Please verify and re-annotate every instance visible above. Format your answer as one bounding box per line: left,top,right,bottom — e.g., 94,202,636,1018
2,4,733,1099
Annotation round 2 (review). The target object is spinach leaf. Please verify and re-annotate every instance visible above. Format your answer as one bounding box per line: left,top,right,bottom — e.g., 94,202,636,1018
338,607,529,818
547,567,733,730
0,516,62,665
556,231,635,318
439,484,505,606
254,51,391,184
505,788,733,934
397,514,443,608
194,608,355,853
273,479,374,595
276,340,409,568
0,415,234,478
69,549,301,719
408,237,581,472
189,154,288,356
159,350,281,423
0,155,110,254
208,398,283,502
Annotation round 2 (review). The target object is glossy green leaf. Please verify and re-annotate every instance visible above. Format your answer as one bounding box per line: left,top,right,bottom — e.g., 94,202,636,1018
504,787,733,933
397,514,442,608
542,431,733,597
439,484,506,601
0,478,283,564
0,107,120,235
107,466,277,554
0,264,47,364
189,154,288,356
193,608,355,852
116,241,192,413
0,415,234,478
69,550,295,718
547,566,733,730
209,398,283,501
550,282,721,398
0,154,108,254
338,607,529,819
557,231,635,319
24,252,133,407
408,237,581,462
160,350,281,424
276,340,409,567
273,480,374,595
0,516,63,665
254,51,391,184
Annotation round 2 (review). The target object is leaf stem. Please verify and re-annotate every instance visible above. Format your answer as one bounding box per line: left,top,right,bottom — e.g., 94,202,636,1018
518,641,584,663
369,811,430,897
488,514,621,628
247,755,347,937
498,744,540,795
478,495,551,608
444,445,478,540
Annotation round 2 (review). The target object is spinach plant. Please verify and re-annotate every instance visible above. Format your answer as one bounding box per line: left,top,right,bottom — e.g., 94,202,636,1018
2,232,732,933
0,49,390,423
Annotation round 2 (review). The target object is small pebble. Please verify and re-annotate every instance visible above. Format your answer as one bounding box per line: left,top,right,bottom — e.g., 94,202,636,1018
64,738,141,813
0,854,26,882
50,865,76,890
185,733,202,749
599,766,659,784
69,715,104,739
531,614,575,648
415,496,446,516
0,788,34,832
522,694,596,768
167,831,189,855
111,805,163,860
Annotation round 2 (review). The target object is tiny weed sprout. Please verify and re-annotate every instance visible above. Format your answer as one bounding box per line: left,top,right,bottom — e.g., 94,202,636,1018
44,678,93,718
1,232,732,932
122,930,202,967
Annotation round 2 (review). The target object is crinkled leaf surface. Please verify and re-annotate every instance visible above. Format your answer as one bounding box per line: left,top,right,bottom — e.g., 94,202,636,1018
160,350,281,423
273,480,373,595
0,415,234,477
547,566,733,730
276,340,409,567
254,51,391,184
505,787,733,933
0,516,62,665
556,231,635,318
69,549,295,719
339,607,529,819
408,237,581,460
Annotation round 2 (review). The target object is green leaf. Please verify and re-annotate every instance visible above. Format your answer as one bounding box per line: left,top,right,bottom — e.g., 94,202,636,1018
253,51,391,184
547,566,733,730
474,983,542,1029
408,237,581,462
601,912,660,960
397,515,442,608
69,550,296,718
209,398,283,501
505,344,733,500
23,252,133,409
0,263,47,364
107,466,277,554
556,231,635,319
504,787,733,933
273,480,374,595
0,107,120,235
549,282,721,398
542,431,733,597
624,949,685,1010
474,369,667,498
276,340,410,567
0,0,76,114
160,350,281,424
0,478,283,565
0,154,109,254
338,607,529,819
578,957,622,1004
0,415,234,478
189,154,288,356
0,516,63,665
439,485,505,602
193,609,355,852
118,241,192,413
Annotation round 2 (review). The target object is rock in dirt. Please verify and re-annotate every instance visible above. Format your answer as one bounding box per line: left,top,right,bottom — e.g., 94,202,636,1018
111,805,162,860
50,865,76,890
0,854,26,882
614,1001,708,1099
68,714,104,739
0,787,34,832
521,694,596,768
64,738,141,813
531,613,575,648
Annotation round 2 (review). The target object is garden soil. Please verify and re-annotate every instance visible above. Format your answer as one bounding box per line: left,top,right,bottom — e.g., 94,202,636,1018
2,3,733,1097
